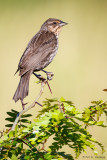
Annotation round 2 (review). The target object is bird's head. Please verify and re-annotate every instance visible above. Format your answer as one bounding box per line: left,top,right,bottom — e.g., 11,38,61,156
41,18,68,36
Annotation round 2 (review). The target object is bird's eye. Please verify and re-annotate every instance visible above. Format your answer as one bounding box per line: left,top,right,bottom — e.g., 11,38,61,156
53,22,57,25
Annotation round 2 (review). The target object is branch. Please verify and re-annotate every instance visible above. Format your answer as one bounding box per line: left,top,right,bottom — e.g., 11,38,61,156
11,80,47,131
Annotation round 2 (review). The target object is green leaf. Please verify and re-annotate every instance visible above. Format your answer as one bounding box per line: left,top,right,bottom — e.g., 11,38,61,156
24,155,31,159
9,131,14,138
46,98,58,102
0,139,3,143
5,117,15,122
29,138,37,142
3,134,8,140
60,97,65,102
8,151,12,158
18,142,23,149
96,121,104,126
88,121,96,125
85,108,91,114
94,150,98,155
20,119,29,123
11,154,18,160
21,114,32,118
59,113,64,119
75,113,82,118
1,98,107,160
7,112,17,118
5,124,13,127
15,124,18,136
23,128,30,132
11,109,18,114
85,115,90,121
55,127,58,132
12,140,17,147
44,153,53,159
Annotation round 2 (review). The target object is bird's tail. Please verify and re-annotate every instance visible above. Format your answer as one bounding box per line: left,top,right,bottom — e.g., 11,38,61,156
13,71,32,102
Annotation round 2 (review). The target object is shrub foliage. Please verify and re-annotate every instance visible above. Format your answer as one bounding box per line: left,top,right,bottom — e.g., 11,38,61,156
0,98,107,160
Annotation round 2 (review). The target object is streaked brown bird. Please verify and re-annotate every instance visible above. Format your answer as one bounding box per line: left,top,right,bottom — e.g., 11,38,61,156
13,18,67,108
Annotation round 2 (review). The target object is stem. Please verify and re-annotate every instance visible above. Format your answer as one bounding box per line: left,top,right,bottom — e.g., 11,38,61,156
10,80,47,131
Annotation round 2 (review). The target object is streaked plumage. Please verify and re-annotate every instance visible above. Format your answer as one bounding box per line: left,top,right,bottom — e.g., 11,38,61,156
13,18,67,104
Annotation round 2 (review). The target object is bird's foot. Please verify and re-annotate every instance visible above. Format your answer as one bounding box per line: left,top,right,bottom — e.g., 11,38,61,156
46,72,54,81
42,70,54,80
21,100,28,110
33,72,52,94
33,73,46,81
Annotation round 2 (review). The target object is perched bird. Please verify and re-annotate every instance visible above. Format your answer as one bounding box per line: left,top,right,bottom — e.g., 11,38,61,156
13,18,67,108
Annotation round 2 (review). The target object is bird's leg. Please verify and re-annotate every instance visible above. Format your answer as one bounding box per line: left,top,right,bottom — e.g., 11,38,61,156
33,73,46,81
42,70,54,81
33,72,52,94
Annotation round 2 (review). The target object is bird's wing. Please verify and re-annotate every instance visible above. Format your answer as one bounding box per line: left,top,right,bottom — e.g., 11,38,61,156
18,31,57,76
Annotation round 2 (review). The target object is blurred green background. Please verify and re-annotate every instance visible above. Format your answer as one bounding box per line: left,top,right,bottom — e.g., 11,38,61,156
0,0,107,159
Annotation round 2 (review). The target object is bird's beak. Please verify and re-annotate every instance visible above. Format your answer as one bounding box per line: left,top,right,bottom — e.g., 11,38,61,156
59,21,68,27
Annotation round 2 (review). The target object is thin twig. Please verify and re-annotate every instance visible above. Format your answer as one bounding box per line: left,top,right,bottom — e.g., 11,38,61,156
46,81,52,94
39,139,47,151
10,80,47,131
0,130,4,138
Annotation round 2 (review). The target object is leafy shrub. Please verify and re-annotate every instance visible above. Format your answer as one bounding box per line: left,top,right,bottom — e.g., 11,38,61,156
0,98,107,160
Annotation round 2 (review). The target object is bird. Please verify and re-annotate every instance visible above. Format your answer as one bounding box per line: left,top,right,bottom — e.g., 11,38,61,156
13,18,67,108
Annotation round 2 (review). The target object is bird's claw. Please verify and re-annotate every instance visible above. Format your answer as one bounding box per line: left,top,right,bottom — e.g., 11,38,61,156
46,72,54,81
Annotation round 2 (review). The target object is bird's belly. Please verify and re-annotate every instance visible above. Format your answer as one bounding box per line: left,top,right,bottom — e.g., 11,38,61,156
44,52,56,67
35,48,58,71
